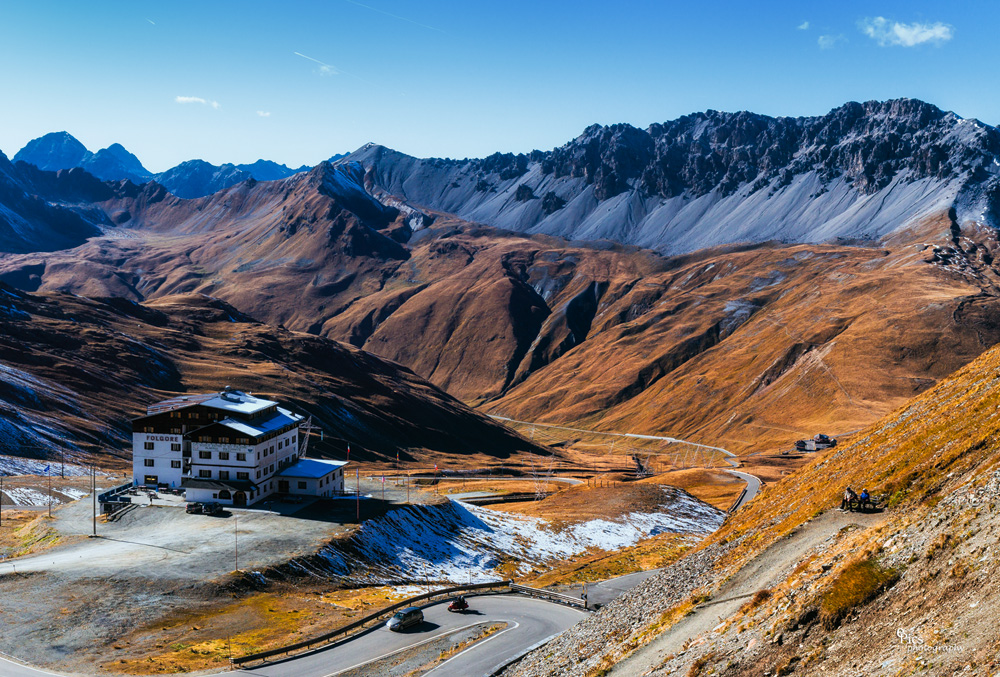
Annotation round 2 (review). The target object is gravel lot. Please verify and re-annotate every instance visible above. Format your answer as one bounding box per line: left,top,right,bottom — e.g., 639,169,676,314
0,480,437,670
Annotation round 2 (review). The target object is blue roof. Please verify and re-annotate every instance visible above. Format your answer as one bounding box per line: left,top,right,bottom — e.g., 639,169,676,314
277,458,347,479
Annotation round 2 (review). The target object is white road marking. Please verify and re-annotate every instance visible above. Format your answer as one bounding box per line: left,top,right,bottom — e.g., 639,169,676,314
423,621,520,675
320,621,485,677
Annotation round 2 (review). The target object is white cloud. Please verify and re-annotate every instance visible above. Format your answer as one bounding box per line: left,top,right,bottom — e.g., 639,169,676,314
818,34,844,49
797,21,810,30
175,95,221,109
859,17,954,47
257,111,271,117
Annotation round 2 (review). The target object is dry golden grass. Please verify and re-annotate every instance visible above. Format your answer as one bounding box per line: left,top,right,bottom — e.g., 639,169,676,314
104,583,418,673
492,481,679,523
528,533,692,587
0,511,66,559
654,468,745,509
818,557,900,630
697,323,1000,588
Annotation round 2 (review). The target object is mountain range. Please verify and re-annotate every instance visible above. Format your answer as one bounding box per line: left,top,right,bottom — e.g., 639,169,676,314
349,98,1000,254
11,131,343,199
4,98,1000,459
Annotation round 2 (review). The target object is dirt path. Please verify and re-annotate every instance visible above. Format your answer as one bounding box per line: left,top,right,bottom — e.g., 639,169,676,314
609,509,885,676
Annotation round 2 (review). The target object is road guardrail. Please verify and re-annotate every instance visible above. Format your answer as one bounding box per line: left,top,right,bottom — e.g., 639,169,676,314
510,583,588,609
232,579,513,666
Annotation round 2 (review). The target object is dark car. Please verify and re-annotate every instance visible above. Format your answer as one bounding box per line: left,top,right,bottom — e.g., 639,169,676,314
202,501,223,515
386,607,423,631
185,502,204,514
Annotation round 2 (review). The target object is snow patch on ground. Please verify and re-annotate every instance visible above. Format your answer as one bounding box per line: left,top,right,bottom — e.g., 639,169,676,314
315,488,724,585
0,454,93,477
3,487,49,506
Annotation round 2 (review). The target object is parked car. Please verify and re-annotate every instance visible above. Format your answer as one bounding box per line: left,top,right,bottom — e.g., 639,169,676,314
386,607,424,631
185,502,204,514
202,501,223,516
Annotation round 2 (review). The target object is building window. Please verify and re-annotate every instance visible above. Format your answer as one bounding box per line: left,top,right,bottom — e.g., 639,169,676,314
144,459,155,467
144,442,155,450
199,451,211,459
278,441,283,450
171,460,181,469
199,469,211,478
143,426,154,433
297,481,307,490
237,472,249,480
256,470,261,478
171,443,181,451
170,428,181,434
219,437,230,444
219,452,229,460
269,464,274,473
237,453,246,461
219,471,229,480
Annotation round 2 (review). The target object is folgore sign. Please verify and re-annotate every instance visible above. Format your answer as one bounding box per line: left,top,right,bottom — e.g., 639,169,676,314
145,434,180,442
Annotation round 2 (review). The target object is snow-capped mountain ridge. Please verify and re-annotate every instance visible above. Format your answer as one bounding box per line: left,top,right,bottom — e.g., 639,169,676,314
344,98,1000,253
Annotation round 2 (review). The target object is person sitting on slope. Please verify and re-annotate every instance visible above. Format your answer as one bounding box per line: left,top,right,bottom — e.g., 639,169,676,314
840,487,858,511
859,488,871,510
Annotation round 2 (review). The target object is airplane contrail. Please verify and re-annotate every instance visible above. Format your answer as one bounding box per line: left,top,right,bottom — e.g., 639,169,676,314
294,51,338,75
342,0,445,33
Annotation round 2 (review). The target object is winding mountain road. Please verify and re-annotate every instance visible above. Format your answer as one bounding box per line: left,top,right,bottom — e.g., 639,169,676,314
0,595,586,677
491,416,762,511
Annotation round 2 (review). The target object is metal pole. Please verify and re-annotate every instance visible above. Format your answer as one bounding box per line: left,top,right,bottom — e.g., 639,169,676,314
47,469,52,518
92,466,96,537
61,450,64,478
1,474,3,528
356,468,360,521
234,515,238,572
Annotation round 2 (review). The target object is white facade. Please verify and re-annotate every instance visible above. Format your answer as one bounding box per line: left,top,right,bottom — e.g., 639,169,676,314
132,389,316,506
132,432,185,488
276,459,347,497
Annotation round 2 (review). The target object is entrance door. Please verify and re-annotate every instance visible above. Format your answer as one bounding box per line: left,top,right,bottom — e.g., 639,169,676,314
278,480,289,493
234,491,247,507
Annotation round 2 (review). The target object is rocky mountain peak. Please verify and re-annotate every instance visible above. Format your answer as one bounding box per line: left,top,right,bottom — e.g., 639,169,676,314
13,131,91,172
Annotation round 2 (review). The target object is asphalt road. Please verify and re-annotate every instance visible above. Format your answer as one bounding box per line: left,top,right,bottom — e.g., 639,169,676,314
725,470,762,510
225,595,585,677
0,595,584,677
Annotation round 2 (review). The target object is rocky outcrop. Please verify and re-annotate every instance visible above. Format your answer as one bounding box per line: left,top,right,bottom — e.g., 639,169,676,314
347,99,1000,254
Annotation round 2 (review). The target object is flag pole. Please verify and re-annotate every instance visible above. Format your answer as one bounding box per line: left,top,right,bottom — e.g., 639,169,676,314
47,465,52,517
356,467,360,521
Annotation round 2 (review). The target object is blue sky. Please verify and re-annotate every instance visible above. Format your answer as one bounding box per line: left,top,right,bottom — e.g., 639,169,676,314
0,1,994,171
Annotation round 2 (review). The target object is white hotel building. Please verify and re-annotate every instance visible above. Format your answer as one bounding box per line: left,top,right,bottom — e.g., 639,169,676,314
132,388,346,507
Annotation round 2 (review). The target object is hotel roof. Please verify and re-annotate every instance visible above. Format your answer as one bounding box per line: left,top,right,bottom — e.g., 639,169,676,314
144,389,277,416
277,458,348,479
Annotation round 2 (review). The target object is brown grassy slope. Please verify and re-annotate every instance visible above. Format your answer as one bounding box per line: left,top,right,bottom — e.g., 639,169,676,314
0,285,542,467
5,166,1000,457
515,305,1000,677
489,215,1000,453
704,316,1000,576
